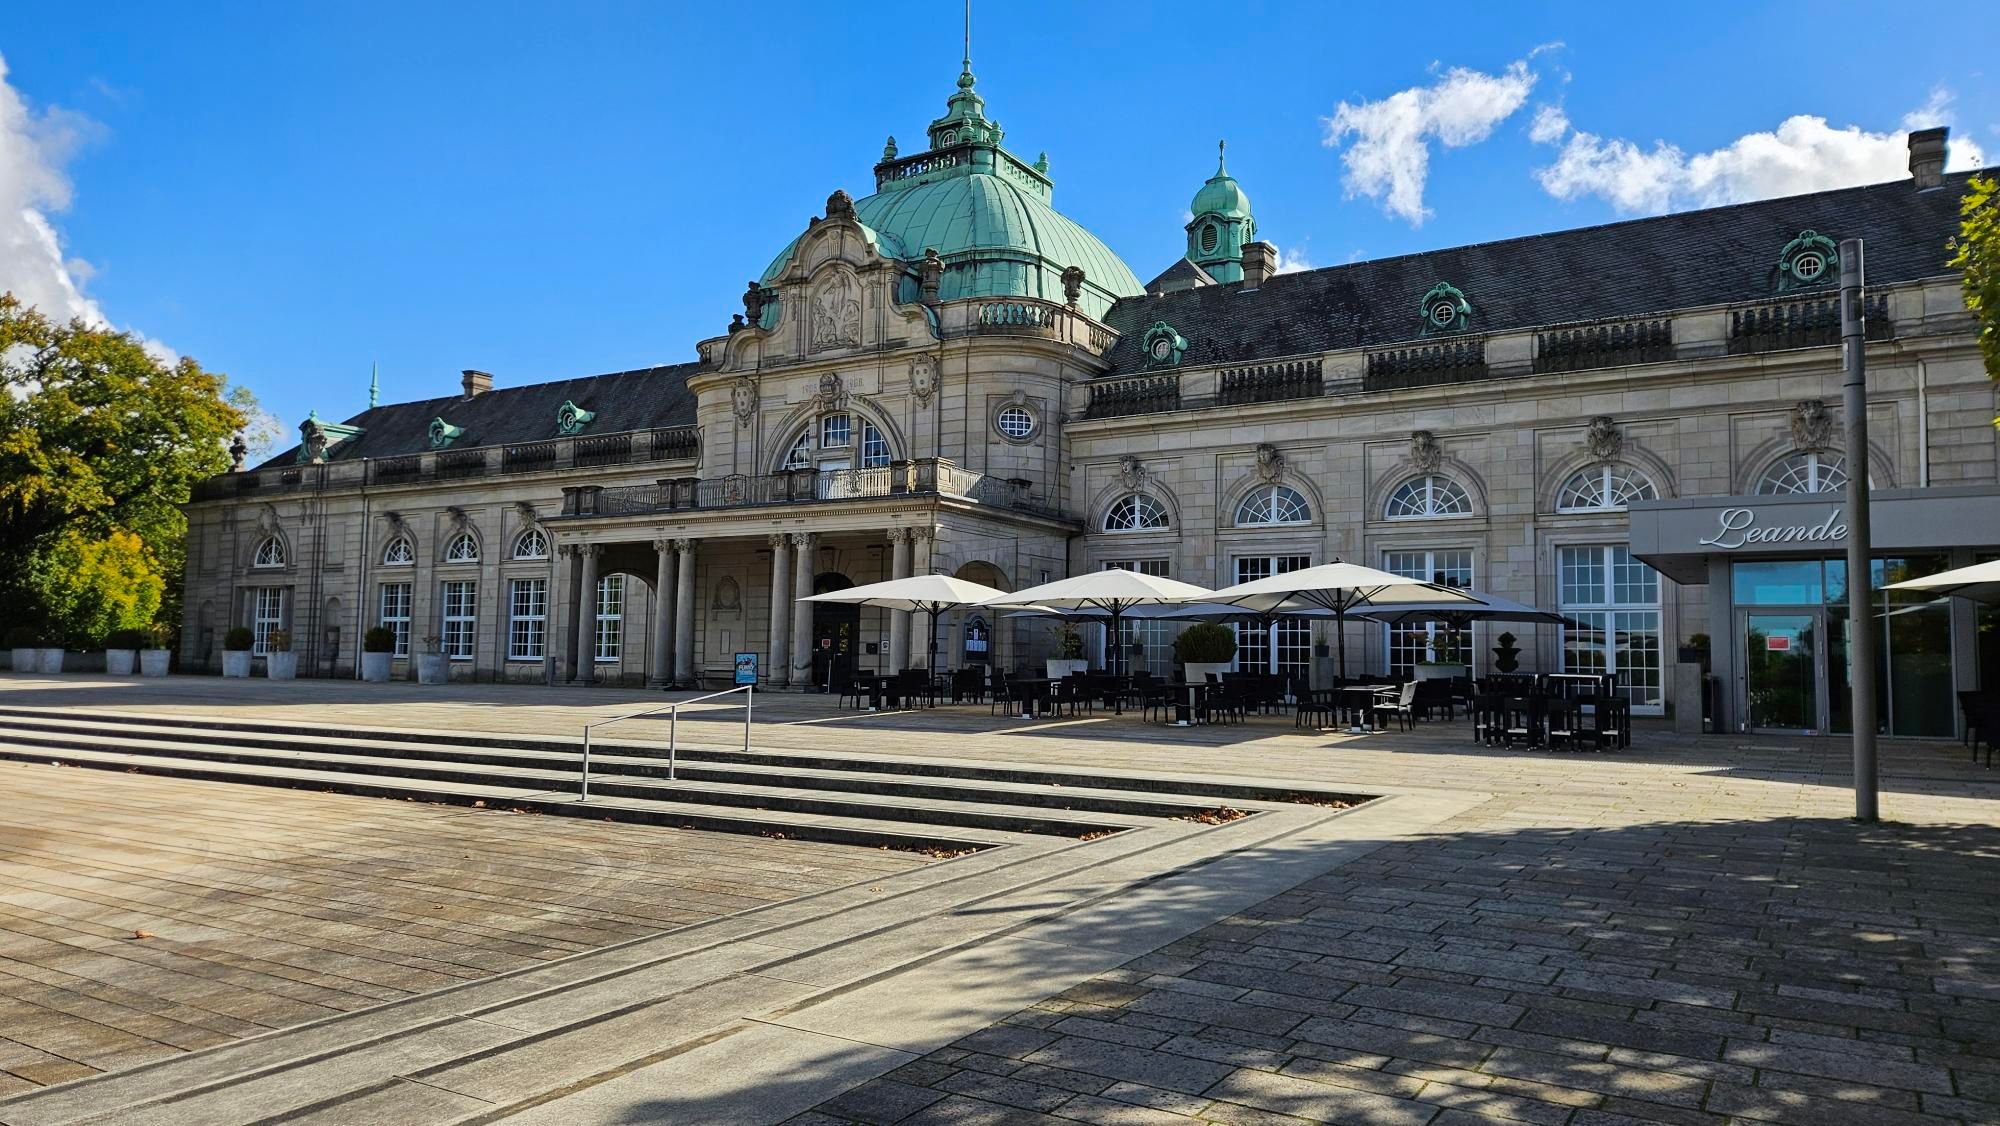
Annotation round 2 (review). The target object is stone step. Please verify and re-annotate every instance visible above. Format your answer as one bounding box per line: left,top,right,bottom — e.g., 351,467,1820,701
0,712,1255,820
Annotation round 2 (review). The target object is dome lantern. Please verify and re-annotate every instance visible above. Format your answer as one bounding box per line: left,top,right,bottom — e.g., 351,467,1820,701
1186,140,1256,284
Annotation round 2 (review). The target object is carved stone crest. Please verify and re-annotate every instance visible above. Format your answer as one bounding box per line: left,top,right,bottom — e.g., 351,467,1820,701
1254,443,1285,483
1408,430,1442,473
810,371,849,414
809,272,862,352
1790,399,1836,450
731,377,758,427
1117,455,1147,491
909,355,937,407
1584,416,1623,461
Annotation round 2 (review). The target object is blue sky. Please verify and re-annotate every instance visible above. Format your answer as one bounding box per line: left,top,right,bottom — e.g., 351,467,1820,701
3,1,1994,445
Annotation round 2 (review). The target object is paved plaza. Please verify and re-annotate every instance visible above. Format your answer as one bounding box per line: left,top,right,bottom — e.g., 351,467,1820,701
2,675,1999,1124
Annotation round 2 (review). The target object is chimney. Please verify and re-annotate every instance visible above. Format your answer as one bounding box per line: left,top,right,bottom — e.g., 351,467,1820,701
461,369,492,397
1241,241,1279,288
1908,127,1947,190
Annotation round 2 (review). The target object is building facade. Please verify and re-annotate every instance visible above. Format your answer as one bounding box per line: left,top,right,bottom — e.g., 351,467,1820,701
181,66,1998,734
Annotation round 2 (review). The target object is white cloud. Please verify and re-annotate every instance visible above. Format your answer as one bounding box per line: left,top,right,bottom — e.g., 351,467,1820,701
0,53,114,329
1274,245,1314,274
1532,88,1988,215
1322,57,1542,226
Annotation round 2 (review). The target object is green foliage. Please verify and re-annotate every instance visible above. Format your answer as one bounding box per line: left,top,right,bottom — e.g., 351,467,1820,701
223,627,254,651
106,629,148,650
1174,621,1239,664
25,528,164,647
1951,174,2000,391
3,626,40,649
1050,624,1086,659
0,293,248,641
267,629,293,653
363,627,398,654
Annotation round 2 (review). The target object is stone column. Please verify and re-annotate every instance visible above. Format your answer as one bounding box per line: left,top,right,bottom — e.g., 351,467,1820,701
887,529,912,671
766,534,792,688
575,543,601,686
789,532,817,689
673,538,698,685
649,538,675,689
550,544,576,684
907,527,934,669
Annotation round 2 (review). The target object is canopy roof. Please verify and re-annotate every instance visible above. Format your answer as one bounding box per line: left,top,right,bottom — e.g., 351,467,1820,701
982,569,1213,613
1205,562,1479,615
1884,559,2000,604
1352,590,1566,626
800,574,1006,614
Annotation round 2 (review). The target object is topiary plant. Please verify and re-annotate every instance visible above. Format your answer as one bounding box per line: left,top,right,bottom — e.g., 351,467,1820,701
363,627,398,654
1174,622,1239,665
223,627,255,652
1491,631,1521,673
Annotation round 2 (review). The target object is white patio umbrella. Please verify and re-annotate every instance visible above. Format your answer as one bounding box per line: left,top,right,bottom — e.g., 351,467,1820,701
1205,561,1480,679
801,574,1007,672
982,569,1215,699
1885,559,2000,605
1353,590,1565,674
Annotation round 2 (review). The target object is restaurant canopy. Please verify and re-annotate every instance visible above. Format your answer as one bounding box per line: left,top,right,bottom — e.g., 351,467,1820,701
801,574,1006,670
1205,562,1479,677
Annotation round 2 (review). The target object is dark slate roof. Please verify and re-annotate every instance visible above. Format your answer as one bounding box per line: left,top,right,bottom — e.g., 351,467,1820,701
1143,256,1216,293
1102,172,1974,375
258,362,699,469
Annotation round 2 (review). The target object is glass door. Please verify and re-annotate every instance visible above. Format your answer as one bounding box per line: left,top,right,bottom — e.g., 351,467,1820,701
1741,610,1823,732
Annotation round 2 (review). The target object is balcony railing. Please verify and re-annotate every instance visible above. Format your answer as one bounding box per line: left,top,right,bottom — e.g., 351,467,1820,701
965,298,1114,351
1728,294,1891,355
1364,338,1488,391
1218,359,1323,406
565,458,1066,522
1084,373,1181,419
1534,317,1673,374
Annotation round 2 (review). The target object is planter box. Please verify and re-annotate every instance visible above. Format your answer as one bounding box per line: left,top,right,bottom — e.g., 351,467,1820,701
37,648,64,674
9,647,36,673
416,653,448,684
139,649,171,677
361,652,393,683
222,650,253,678
1413,663,1467,682
106,649,137,676
1045,658,1089,679
266,651,299,680
1182,661,1233,684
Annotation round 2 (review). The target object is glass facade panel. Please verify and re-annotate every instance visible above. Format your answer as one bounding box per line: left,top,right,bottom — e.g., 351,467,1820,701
509,578,546,660
595,574,624,662
1105,560,1173,676
1232,555,1310,678
441,581,476,659
1732,560,1825,606
378,582,412,657
1382,549,1473,676
252,588,284,655
1560,545,1663,711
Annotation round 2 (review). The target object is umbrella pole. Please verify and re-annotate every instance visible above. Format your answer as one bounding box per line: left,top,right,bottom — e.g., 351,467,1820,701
1110,608,1124,713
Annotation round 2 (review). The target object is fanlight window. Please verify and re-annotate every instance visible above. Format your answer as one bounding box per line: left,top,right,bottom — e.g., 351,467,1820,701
445,533,480,563
1233,485,1312,526
860,421,890,468
252,536,285,568
512,528,549,560
1104,493,1171,532
382,536,415,566
1556,465,1658,513
781,431,813,470
1756,451,1849,495
1385,476,1472,520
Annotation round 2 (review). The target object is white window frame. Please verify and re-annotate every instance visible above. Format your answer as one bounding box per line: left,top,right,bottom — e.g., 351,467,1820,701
252,536,285,569
378,582,412,658
820,413,852,450
1231,555,1312,679
1558,544,1663,714
860,421,891,468
512,528,549,560
594,574,624,662
441,580,476,660
1381,549,1474,675
508,577,547,661
251,588,285,655
1556,465,1657,513
1233,485,1312,527
996,406,1036,440
1102,559,1174,677
445,533,480,564
1385,476,1473,520
1755,451,1849,495
1103,493,1170,532
781,430,813,470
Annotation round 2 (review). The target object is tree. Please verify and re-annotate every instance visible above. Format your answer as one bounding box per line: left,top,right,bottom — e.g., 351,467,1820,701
0,294,246,645
1950,174,2000,389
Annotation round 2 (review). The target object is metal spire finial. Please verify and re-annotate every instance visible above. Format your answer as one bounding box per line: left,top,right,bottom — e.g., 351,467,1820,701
1217,139,1227,176
956,0,976,90
369,361,379,409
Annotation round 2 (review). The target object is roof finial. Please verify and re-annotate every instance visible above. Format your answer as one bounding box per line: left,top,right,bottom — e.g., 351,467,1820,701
1217,139,1227,176
958,0,975,89
368,362,379,409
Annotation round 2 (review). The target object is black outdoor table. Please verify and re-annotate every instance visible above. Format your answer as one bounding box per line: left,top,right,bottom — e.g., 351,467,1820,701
1338,684,1395,732
855,673,886,711
1166,682,1209,726
1010,677,1054,718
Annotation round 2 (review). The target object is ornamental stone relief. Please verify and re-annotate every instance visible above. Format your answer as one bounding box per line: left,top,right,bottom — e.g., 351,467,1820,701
1117,455,1147,491
909,355,937,407
731,376,758,427
1790,399,1836,450
809,272,862,352
1584,416,1623,461
1254,443,1286,483
1408,430,1443,473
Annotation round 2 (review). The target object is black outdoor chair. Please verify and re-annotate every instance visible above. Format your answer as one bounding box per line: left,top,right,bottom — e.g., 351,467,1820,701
838,670,869,710
1372,680,1418,732
1413,678,1454,721
1295,688,1338,730
1544,696,1584,750
1471,693,1507,745
988,668,1016,716
1500,695,1547,747
1142,682,1175,723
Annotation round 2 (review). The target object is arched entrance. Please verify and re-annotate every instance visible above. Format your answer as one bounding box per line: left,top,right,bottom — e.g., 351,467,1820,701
809,572,857,692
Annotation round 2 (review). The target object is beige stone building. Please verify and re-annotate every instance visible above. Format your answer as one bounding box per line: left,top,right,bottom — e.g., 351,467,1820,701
181,66,1997,736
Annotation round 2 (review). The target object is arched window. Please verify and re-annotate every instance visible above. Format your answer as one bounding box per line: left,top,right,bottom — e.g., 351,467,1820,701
1385,476,1472,520
860,421,890,468
1233,485,1312,526
512,528,549,560
381,536,414,566
781,430,813,470
252,536,285,568
1556,465,1658,513
445,533,480,563
1103,493,1170,532
1756,451,1849,495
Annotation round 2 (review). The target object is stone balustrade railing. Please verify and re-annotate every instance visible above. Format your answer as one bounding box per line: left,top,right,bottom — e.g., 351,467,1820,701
564,458,1064,521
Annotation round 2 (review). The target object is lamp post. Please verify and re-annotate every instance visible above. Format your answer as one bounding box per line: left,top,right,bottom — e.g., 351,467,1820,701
1840,238,1878,823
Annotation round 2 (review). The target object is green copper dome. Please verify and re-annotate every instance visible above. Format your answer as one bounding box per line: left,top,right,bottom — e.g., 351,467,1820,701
760,65,1143,320
1191,141,1251,220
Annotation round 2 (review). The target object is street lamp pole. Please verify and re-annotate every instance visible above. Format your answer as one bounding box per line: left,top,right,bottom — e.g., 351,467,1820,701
1839,238,1878,823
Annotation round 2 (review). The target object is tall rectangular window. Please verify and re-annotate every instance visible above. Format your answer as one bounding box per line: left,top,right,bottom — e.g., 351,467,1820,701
1559,545,1662,712
1105,560,1173,677
595,574,624,662
1382,549,1473,676
509,578,547,661
441,580,476,660
252,588,285,655
379,583,411,657
1232,555,1311,679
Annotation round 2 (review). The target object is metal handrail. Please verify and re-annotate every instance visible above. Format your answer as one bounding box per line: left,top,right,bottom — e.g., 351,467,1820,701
578,683,753,800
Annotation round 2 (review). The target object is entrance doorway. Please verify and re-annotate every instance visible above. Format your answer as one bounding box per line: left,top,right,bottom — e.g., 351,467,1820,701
809,573,857,692
1741,609,1823,733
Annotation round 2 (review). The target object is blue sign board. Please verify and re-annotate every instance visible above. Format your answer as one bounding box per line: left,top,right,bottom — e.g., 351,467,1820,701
734,652,758,685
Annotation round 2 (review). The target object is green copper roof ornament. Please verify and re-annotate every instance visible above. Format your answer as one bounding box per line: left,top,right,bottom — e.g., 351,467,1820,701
297,409,363,464
368,362,379,409
556,400,596,435
427,417,464,449
882,136,898,161
1142,321,1187,367
1418,281,1471,336
1186,139,1255,282
1775,229,1839,293
1034,151,1048,175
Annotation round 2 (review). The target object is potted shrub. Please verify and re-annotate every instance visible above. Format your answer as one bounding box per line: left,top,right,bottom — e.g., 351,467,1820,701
222,627,255,678
362,627,397,683
265,629,298,680
5,626,40,674
1491,631,1522,674
105,629,146,676
139,625,173,678
416,635,449,684
1174,622,1239,684
1045,624,1089,679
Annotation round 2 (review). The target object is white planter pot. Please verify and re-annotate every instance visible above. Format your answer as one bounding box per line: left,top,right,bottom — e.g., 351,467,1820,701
37,648,64,674
139,649,171,677
9,647,37,673
105,649,137,675
361,652,393,683
416,653,449,684
1045,658,1089,679
1413,663,1467,682
266,651,299,680
1182,661,1233,685
222,650,253,678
